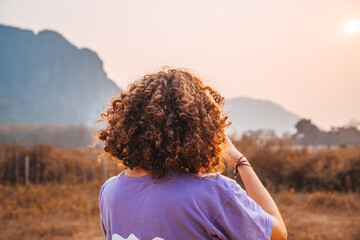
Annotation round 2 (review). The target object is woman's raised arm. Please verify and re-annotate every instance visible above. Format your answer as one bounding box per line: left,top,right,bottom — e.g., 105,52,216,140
223,137,288,240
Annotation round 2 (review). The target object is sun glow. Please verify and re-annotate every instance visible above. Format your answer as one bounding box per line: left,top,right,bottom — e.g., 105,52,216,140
343,19,360,35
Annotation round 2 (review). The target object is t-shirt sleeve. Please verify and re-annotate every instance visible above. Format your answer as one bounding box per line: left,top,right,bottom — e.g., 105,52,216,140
210,182,273,240
99,176,117,238
99,182,107,238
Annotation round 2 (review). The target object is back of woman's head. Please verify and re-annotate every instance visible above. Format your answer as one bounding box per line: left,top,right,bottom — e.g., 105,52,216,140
97,68,230,178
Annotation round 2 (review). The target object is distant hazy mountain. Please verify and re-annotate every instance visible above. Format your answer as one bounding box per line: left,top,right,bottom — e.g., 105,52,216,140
0,24,300,135
224,97,301,136
0,24,120,126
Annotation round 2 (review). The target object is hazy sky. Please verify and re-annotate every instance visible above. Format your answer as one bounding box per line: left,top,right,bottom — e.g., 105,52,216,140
1,0,359,130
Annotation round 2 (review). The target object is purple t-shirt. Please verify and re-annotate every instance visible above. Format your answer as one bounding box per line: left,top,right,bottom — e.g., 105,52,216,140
99,171,273,240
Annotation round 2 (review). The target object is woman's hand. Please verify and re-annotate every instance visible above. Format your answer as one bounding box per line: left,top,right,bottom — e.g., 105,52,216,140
222,136,244,168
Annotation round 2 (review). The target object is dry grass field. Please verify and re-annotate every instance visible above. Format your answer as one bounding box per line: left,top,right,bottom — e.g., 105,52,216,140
1,180,359,240
1,137,360,239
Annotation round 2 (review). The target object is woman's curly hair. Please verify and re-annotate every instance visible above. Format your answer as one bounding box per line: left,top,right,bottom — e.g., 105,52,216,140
97,68,231,178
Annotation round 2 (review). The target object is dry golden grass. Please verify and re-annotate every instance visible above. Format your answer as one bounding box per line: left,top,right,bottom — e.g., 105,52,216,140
1,181,360,240
0,182,103,240
273,190,360,240
2,137,360,193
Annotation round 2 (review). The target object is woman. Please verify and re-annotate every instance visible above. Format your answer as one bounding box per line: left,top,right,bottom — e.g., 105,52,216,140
97,68,287,240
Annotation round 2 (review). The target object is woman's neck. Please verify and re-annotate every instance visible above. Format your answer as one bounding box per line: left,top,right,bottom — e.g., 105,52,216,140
124,168,151,177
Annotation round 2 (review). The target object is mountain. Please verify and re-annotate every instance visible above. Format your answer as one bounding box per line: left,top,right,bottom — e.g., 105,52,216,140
0,25,300,136
0,24,120,126
224,97,301,136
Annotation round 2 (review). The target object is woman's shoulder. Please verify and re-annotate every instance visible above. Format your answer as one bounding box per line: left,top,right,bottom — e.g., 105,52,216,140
172,172,238,196
99,175,118,195
174,173,243,213
194,172,238,191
